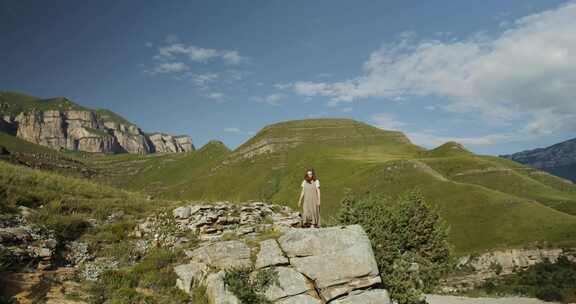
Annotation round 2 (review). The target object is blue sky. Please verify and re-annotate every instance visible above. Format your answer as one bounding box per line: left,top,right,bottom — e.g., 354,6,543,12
2,0,575,155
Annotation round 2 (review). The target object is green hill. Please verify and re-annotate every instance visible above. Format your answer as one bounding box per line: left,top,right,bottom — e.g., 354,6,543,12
82,118,576,255
0,91,90,116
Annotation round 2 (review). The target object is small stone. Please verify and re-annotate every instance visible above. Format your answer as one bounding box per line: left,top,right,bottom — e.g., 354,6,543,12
173,206,192,219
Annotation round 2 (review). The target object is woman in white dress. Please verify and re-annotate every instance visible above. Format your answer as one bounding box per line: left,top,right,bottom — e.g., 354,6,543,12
298,168,321,228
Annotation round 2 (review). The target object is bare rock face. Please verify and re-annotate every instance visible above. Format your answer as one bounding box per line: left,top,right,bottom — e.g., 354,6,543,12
278,225,382,302
170,206,391,304
185,240,252,269
148,133,194,153
4,109,194,154
441,248,576,292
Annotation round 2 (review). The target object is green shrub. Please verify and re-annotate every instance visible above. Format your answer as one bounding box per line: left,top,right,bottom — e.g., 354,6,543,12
0,246,14,272
223,266,279,304
191,286,209,304
479,255,576,302
87,248,188,303
337,187,452,304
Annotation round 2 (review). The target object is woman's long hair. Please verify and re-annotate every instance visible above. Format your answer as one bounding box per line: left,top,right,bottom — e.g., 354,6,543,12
304,168,317,184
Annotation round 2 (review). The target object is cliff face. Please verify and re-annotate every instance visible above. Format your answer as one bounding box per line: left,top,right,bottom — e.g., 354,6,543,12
1,102,195,154
148,133,194,153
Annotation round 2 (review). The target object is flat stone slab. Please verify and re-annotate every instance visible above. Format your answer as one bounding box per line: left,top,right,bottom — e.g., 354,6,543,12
174,261,209,294
277,294,322,304
330,289,391,304
278,225,380,301
259,266,313,301
205,271,240,304
186,240,251,269
255,239,289,269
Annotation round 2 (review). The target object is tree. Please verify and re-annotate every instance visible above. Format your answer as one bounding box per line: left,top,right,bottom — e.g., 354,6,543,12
337,187,452,304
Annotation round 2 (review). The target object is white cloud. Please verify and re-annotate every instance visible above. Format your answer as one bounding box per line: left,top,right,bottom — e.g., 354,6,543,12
190,73,219,87
222,51,243,64
251,93,286,106
286,2,576,136
371,113,408,131
144,62,189,75
273,83,292,90
206,92,224,100
155,41,246,64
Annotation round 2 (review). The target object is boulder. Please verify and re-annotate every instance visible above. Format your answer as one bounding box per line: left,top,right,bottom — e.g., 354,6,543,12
186,240,252,269
258,266,313,301
330,289,391,304
174,261,209,294
205,271,240,304
255,239,289,269
278,225,381,301
277,294,322,304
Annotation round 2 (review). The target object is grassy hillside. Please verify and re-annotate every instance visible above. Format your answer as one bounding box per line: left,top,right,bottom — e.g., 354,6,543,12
0,91,135,128
82,118,576,256
0,157,178,218
0,132,96,178
0,91,90,116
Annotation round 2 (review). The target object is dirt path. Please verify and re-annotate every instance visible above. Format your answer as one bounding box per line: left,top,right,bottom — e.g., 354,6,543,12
425,294,558,304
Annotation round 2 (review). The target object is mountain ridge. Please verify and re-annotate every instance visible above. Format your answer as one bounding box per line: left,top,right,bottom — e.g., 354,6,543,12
0,90,195,154
500,137,576,183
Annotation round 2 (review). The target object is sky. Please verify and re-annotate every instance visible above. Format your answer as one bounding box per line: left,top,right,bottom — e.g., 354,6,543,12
2,0,575,155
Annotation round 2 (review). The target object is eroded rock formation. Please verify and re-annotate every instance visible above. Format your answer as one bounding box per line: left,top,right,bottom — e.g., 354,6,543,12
2,109,194,154
167,202,391,303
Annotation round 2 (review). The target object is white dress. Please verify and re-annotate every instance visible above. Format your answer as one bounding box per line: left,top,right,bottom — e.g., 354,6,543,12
301,179,320,226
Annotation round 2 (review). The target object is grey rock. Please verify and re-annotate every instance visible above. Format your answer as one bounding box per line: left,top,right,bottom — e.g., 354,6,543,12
277,294,322,304
258,266,312,301
173,206,192,219
174,261,209,294
330,289,391,304
255,239,288,269
205,271,240,304
278,225,381,301
7,103,194,154
187,240,252,269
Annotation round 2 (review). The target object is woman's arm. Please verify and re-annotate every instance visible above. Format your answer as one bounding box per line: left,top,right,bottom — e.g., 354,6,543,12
298,188,304,207
316,182,321,206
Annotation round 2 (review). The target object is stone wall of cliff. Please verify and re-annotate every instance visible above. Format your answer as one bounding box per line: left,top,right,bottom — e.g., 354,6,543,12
1,109,194,154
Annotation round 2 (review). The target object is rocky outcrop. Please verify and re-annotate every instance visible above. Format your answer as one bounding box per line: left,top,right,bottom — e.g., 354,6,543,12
0,207,60,271
2,109,194,154
441,248,576,292
148,133,194,153
277,225,383,301
163,201,302,242
169,201,391,304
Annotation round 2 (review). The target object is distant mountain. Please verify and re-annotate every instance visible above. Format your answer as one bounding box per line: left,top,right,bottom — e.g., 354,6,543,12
0,91,194,154
88,118,576,255
500,138,576,183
